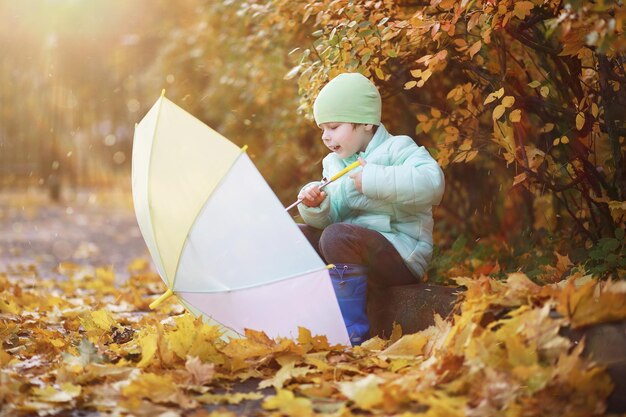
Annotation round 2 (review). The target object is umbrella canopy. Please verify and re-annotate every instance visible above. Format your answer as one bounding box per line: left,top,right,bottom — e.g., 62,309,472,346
132,94,350,345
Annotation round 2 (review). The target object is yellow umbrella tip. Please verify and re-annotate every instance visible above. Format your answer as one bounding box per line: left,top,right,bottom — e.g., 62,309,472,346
149,288,174,309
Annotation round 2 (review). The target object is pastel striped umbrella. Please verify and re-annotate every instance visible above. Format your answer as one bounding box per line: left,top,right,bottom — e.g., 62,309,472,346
131,93,350,345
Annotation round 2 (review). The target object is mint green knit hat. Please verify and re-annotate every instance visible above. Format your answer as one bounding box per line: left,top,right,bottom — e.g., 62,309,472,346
313,72,382,126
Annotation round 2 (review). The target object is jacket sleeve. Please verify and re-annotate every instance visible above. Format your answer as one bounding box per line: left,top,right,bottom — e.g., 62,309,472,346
361,136,445,207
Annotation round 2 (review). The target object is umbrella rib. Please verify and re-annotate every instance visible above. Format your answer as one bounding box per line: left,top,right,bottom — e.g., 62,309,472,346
170,144,251,291
179,299,244,339
146,94,171,288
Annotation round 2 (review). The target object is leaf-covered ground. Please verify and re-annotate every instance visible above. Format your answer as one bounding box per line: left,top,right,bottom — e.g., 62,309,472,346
3,262,625,417
1,194,625,416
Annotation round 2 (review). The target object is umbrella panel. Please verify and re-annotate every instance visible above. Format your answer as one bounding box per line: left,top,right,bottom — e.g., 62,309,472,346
174,153,324,292
179,268,350,345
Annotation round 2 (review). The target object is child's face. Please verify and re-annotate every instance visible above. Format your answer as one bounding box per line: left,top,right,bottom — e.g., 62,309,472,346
319,123,373,159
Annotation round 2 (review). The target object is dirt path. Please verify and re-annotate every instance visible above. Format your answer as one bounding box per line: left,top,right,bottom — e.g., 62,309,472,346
0,189,150,281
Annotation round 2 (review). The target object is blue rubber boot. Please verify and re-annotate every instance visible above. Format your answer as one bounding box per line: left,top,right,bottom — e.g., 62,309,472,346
329,264,370,346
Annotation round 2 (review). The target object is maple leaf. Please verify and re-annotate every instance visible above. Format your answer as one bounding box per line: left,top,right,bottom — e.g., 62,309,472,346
135,328,159,368
501,272,543,305
62,338,105,367
185,355,215,385
258,354,313,389
380,332,428,358
554,251,573,277
121,372,196,408
360,336,388,351
297,327,331,352
80,309,118,343
262,389,313,416
303,352,334,372
33,383,82,403
338,374,385,410
559,279,626,328
221,337,273,360
165,313,224,364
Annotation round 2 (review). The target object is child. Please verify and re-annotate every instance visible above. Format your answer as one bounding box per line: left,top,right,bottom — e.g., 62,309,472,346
297,72,445,344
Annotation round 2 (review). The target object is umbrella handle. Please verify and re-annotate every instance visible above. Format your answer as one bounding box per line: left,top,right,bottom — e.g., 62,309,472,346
149,288,174,309
285,160,362,212
328,160,362,182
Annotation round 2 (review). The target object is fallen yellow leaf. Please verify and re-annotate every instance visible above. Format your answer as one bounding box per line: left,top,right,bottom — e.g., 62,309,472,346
262,389,313,416
338,374,384,410
33,383,82,403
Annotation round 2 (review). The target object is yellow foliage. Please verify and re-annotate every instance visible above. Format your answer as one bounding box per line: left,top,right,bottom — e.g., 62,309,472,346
258,355,313,389
80,309,118,343
558,279,626,328
0,292,20,314
121,373,180,404
1,238,622,416
380,333,428,358
492,104,506,120
576,112,586,130
136,329,158,368
262,389,314,416
33,383,82,403
165,313,224,363
338,374,385,409
514,1,535,20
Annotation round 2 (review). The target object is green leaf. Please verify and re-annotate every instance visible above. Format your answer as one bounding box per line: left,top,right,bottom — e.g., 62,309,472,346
598,238,619,252
588,250,604,260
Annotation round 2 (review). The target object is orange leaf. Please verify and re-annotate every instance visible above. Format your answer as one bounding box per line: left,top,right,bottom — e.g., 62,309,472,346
468,40,482,59
513,1,534,19
576,112,585,130
512,172,528,187
501,96,515,108
492,104,506,120
509,109,522,122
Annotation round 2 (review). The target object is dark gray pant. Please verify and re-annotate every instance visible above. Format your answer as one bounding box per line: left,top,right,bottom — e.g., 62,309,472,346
298,223,418,289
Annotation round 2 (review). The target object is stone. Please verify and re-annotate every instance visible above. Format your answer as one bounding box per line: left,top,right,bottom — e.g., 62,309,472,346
562,321,626,413
367,283,461,337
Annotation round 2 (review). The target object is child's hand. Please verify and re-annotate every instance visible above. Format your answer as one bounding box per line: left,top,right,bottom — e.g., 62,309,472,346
299,185,327,208
349,157,367,193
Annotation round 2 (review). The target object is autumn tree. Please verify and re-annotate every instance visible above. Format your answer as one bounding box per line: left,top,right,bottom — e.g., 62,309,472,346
144,0,326,202
242,0,624,277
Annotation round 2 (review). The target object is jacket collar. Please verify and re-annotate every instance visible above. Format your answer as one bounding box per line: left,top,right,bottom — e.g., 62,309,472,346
343,123,390,165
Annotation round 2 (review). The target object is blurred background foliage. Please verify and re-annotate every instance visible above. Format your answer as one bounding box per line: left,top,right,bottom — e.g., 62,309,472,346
0,0,624,280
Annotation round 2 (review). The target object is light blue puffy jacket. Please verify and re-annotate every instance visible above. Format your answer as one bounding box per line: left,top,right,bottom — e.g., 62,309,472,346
298,124,445,279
